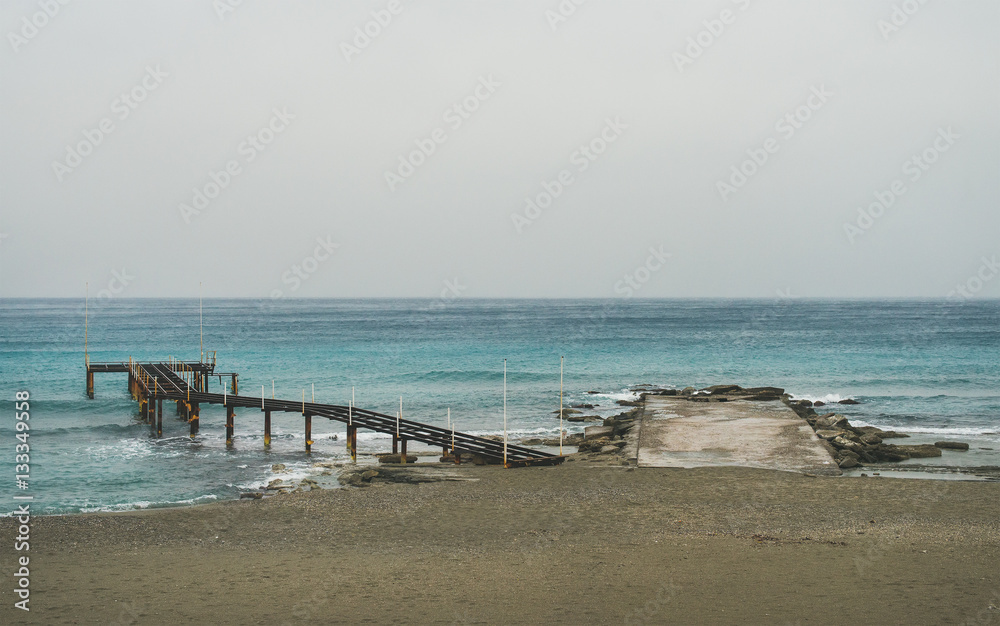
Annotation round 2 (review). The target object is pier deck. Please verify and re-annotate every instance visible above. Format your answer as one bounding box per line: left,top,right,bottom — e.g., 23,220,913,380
87,358,562,468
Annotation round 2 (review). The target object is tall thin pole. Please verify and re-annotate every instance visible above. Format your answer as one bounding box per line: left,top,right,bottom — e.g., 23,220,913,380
349,386,354,426
84,282,89,366
397,397,402,439
261,385,264,410
503,359,507,466
560,355,564,456
199,282,204,363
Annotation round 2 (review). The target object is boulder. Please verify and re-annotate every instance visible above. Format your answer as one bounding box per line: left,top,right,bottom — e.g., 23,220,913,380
815,413,848,430
702,384,743,395
553,408,581,415
599,445,620,454
895,444,942,459
584,425,614,440
838,398,860,405
680,387,696,396
271,464,286,472
361,470,379,480
832,436,862,453
578,438,611,453
836,455,860,469
813,401,826,407
571,403,595,409
519,437,544,446
814,429,846,441
872,444,910,462
859,433,883,446
934,441,969,451
377,454,418,464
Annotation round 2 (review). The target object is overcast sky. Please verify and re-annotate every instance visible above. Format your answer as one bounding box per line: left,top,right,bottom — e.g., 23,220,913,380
1,0,997,298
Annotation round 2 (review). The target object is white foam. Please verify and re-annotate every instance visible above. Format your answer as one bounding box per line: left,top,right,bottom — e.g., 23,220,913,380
790,392,848,404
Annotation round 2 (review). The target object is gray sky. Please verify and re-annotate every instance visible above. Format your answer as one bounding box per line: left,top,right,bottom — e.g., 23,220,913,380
1,0,998,298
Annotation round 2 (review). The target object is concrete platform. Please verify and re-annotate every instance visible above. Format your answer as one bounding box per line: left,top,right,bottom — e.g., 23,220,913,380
636,396,840,475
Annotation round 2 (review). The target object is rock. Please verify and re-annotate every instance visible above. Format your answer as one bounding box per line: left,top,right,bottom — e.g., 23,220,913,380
571,403,595,409
482,434,504,442
377,454,419,464
934,441,970,451
519,437,544,446
599,445,620,454
361,470,379,480
815,429,846,440
815,413,849,430
271,464,286,472
568,415,601,422
895,444,942,459
584,425,614,440
616,399,641,407
832,436,862,453
239,492,263,499
566,415,586,422
680,387,696,396
586,390,600,394
836,456,860,469
797,399,814,408
838,398,860,405
859,433,882,445
702,384,743,395
338,473,363,486
578,438,611,453
267,479,284,488
553,408,581,415
813,401,826,407
872,444,910,462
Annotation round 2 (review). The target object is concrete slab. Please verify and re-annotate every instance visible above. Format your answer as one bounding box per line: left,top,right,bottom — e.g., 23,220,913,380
636,396,840,475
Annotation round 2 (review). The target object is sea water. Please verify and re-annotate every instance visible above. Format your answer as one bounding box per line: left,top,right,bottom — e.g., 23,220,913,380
1,298,997,514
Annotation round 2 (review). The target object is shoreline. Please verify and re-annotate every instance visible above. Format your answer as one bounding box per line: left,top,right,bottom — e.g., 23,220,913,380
2,462,998,624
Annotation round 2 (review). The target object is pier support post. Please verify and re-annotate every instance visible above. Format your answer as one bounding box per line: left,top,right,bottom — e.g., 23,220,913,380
156,399,163,438
231,374,238,396
392,434,398,455
226,406,235,448
264,410,271,448
400,438,408,463
86,370,94,399
141,395,148,423
304,414,312,453
190,403,199,437
347,426,357,462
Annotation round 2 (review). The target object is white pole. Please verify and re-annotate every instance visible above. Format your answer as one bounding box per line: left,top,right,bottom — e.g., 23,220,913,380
199,282,203,363
223,380,227,406
503,359,507,466
84,282,89,365
560,355,564,456
396,410,400,440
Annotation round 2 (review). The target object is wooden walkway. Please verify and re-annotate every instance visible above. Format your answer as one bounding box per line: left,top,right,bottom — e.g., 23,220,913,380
86,358,562,468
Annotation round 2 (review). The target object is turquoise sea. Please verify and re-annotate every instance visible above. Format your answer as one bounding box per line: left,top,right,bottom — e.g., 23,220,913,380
2,298,998,514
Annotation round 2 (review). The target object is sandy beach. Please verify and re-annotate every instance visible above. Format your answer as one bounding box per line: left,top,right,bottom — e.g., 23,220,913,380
3,459,998,625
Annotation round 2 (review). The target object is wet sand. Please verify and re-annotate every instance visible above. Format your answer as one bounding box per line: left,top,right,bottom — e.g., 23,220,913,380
2,460,999,625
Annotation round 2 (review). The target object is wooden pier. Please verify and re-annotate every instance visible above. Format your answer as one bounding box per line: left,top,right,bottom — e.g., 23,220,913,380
86,357,563,468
